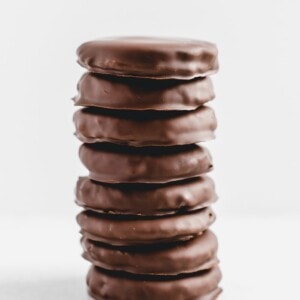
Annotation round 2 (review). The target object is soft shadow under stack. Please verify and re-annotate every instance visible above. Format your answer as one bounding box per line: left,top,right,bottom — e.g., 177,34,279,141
73,37,221,300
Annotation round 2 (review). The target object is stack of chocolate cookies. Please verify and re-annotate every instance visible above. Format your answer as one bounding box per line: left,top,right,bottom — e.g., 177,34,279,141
73,37,221,300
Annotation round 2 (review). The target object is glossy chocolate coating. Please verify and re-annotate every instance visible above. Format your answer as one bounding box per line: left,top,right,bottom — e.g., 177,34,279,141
74,73,215,110
87,266,222,300
89,288,222,300
75,36,221,298
79,143,213,183
81,230,218,275
77,37,218,79
75,176,217,216
77,208,215,246
74,106,217,146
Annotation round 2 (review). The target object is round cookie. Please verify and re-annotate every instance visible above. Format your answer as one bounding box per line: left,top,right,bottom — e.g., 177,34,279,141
74,106,217,146
79,143,213,183
77,37,218,79
81,230,218,275
75,176,217,216
89,288,222,300
73,73,215,111
87,266,222,300
77,208,216,245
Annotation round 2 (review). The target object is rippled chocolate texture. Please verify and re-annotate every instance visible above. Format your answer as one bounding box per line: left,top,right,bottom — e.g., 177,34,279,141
87,266,222,300
79,143,213,183
74,36,221,299
74,106,217,146
81,230,218,275
74,73,215,110
75,176,217,216
77,208,215,245
77,37,218,79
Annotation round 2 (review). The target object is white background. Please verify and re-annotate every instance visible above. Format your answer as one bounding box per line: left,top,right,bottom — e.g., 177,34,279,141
0,0,300,299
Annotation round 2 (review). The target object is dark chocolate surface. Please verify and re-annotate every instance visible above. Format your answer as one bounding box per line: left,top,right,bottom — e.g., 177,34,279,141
79,143,213,183
77,37,218,79
89,288,222,300
75,176,217,216
81,230,218,275
75,36,221,299
74,106,217,146
77,208,216,245
87,266,222,300
74,73,215,110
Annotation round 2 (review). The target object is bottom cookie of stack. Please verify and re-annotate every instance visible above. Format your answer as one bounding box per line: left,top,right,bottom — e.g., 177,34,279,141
87,266,222,300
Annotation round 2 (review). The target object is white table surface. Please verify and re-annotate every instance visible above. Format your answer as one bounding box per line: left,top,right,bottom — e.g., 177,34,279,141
0,213,299,299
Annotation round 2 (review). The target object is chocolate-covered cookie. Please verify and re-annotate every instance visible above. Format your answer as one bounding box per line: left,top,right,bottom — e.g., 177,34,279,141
82,230,218,275
87,266,222,300
77,208,215,245
74,73,215,110
79,143,213,183
77,37,218,79
75,176,217,216
89,288,222,300
74,106,217,146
